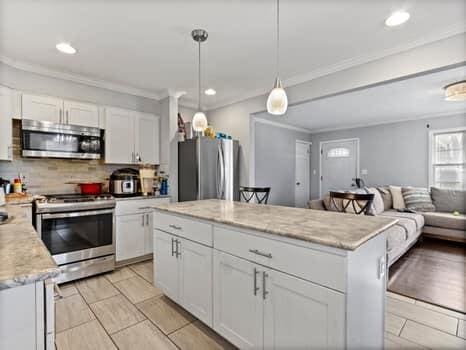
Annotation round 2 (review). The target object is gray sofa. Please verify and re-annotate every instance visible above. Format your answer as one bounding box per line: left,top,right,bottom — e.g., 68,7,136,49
309,187,465,266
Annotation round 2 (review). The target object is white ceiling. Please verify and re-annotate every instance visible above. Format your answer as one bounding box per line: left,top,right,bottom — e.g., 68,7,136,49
0,0,465,109
259,66,466,132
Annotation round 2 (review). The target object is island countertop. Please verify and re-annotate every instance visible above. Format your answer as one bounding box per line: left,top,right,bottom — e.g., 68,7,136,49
0,205,59,290
153,199,398,250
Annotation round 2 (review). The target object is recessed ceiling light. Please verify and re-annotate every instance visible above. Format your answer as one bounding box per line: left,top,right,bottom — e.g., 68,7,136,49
385,11,410,27
56,42,76,54
205,88,216,96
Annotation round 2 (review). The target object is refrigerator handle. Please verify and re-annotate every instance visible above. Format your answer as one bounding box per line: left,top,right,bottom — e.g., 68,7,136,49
216,144,221,198
218,142,225,199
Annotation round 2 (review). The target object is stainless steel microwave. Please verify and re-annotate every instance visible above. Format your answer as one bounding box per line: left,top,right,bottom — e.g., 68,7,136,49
21,119,102,159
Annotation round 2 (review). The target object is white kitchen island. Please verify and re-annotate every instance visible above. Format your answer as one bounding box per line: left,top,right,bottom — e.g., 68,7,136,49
152,199,397,349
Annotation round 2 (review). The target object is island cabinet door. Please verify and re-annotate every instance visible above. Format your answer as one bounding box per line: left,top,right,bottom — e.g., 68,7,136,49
155,229,180,302
179,238,213,326
213,251,264,349
263,269,346,349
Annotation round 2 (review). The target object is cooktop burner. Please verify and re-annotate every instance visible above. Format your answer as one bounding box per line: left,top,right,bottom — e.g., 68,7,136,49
35,193,115,213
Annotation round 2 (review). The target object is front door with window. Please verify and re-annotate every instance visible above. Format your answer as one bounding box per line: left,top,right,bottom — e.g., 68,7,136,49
320,139,359,197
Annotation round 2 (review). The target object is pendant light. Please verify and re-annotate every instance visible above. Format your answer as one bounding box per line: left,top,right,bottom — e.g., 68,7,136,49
267,0,288,115
444,80,466,101
191,29,209,133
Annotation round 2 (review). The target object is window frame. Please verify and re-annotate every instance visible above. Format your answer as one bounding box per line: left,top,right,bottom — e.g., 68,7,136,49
428,127,466,190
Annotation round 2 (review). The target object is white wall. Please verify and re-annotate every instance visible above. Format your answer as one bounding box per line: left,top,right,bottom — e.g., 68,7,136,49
207,33,466,187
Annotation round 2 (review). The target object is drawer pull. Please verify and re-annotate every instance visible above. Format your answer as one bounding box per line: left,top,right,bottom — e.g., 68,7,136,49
171,238,175,256
138,206,152,210
249,249,272,259
169,224,182,230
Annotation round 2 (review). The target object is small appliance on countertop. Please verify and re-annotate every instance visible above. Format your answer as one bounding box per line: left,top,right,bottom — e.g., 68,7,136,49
109,168,141,197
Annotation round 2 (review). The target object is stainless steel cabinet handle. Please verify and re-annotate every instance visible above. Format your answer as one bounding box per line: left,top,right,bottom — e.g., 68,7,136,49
169,224,182,230
175,239,181,258
146,213,149,226
249,249,273,259
171,237,175,256
253,268,260,296
262,271,269,299
59,109,63,124
66,110,69,124
142,214,145,226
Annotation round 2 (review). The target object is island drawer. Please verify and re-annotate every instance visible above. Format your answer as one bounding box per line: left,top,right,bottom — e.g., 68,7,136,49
213,226,347,292
154,212,213,246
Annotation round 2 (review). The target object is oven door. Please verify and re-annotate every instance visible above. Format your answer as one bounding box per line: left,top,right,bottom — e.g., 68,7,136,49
36,209,115,265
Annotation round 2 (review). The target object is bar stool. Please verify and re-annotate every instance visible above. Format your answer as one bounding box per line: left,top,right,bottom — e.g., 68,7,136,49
329,191,374,215
239,186,271,204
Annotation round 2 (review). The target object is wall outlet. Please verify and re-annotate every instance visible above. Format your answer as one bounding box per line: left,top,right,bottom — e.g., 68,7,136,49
312,169,316,175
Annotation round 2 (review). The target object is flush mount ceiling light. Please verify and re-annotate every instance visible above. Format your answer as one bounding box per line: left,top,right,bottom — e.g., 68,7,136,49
56,42,76,54
191,29,209,133
444,81,466,101
266,0,288,116
385,11,410,27
205,88,216,96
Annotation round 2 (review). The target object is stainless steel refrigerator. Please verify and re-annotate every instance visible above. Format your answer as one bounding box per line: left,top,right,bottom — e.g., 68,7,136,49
178,137,239,202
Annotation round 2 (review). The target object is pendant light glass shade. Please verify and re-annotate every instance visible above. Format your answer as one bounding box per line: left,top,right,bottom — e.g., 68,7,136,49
267,0,287,115
267,77,288,115
444,81,466,101
192,111,208,132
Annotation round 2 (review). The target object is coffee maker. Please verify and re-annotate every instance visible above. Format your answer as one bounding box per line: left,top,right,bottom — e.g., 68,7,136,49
139,165,156,196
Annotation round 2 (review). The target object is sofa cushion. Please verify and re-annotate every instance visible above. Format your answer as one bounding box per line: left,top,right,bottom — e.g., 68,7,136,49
402,187,435,212
385,225,408,252
389,186,405,209
431,187,465,214
377,186,393,211
423,212,466,231
365,187,385,215
380,210,424,239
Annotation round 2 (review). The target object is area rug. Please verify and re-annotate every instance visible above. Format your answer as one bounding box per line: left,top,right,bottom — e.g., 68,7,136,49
388,238,466,314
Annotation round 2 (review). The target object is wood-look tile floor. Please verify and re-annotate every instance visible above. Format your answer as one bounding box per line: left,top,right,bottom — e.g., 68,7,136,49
55,259,466,350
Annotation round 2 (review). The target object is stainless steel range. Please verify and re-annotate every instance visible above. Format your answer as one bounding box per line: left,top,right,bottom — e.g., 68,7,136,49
34,193,116,283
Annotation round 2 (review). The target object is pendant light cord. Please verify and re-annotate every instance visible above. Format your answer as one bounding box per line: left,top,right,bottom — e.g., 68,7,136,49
198,40,201,111
276,0,280,78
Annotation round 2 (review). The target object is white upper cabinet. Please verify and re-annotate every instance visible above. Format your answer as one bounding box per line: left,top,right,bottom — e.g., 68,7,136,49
105,107,160,165
104,107,135,164
22,93,99,128
135,112,160,164
0,86,13,161
22,93,62,124
63,100,99,128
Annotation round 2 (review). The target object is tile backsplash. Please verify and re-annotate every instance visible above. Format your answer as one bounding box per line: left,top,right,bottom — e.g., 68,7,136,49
0,120,122,194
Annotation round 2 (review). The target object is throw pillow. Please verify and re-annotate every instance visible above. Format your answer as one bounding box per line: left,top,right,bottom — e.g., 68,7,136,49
431,187,465,214
402,187,435,212
389,185,405,209
365,187,384,215
377,186,393,211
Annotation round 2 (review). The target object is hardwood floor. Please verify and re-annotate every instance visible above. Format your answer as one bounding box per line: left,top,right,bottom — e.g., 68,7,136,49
388,238,466,313
55,259,466,350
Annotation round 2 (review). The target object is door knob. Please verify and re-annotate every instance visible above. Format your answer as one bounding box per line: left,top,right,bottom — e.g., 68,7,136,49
296,182,300,186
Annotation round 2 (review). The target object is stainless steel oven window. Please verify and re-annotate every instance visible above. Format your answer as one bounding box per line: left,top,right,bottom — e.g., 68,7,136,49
37,209,115,265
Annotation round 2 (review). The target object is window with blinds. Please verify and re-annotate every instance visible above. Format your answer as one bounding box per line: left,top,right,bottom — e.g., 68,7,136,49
430,129,466,190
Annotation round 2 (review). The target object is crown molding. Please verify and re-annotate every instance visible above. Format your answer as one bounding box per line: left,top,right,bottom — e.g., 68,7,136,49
307,110,466,134
205,23,466,111
0,55,163,100
254,116,312,133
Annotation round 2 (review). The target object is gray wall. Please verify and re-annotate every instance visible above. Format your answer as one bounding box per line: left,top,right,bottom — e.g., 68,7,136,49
0,62,160,114
254,120,311,206
309,113,466,199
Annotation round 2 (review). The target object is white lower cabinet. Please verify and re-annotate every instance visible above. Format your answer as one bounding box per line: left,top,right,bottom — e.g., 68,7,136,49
155,229,213,326
213,251,264,349
116,214,146,261
263,269,345,349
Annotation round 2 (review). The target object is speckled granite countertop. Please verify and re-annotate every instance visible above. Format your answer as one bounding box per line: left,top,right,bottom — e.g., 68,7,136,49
153,199,397,251
0,205,59,290
114,194,170,201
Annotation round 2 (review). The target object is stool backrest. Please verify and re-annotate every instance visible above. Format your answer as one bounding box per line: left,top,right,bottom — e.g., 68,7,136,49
239,186,271,204
329,191,374,215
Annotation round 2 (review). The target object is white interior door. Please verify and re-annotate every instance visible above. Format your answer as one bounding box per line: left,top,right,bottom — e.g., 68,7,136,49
295,142,310,208
320,139,359,197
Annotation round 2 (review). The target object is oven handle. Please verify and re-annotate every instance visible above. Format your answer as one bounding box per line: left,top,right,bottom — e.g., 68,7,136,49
40,209,115,219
